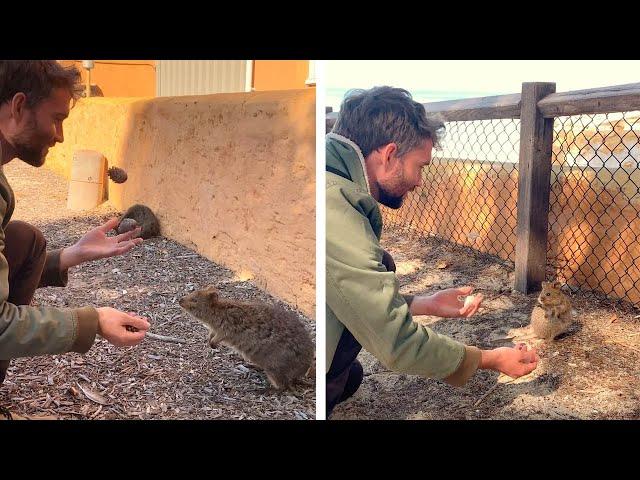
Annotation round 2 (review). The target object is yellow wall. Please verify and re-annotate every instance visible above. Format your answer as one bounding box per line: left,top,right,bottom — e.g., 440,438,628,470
46,90,316,318
252,61,311,90
59,60,156,97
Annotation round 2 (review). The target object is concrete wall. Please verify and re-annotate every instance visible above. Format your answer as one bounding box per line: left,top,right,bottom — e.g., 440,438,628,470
47,89,316,318
383,159,640,305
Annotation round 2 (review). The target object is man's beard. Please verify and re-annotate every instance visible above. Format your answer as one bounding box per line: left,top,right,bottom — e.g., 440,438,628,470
377,168,408,209
378,186,405,209
12,116,49,167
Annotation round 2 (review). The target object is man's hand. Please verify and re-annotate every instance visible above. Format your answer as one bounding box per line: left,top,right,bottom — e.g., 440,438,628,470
96,308,150,346
479,343,539,378
59,218,143,270
409,286,483,318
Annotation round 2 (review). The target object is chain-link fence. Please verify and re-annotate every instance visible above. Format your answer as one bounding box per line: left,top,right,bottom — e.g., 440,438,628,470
327,84,640,307
381,118,521,263
548,111,640,306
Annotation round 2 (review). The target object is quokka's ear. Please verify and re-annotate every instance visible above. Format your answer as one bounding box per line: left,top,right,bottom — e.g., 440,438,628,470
205,286,219,305
541,281,549,288
552,281,561,289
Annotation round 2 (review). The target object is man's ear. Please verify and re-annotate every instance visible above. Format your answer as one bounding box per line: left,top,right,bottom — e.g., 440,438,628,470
378,143,399,172
10,93,28,122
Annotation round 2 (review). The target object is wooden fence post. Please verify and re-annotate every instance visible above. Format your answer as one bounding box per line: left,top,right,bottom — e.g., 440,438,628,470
514,82,556,293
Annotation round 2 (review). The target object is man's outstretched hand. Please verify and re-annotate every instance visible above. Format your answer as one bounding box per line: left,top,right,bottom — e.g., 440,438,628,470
59,217,143,270
96,308,150,346
480,343,539,378
409,286,484,318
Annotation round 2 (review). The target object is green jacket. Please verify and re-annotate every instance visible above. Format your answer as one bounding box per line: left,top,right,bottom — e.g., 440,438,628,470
0,158,98,361
325,133,480,385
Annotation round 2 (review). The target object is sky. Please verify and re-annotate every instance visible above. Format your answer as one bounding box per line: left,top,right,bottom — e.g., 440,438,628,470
325,60,640,109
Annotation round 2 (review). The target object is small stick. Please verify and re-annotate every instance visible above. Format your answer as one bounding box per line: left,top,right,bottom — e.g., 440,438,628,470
488,336,516,345
145,332,186,344
474,379,514,407
473,384,500,407
126,325,186,344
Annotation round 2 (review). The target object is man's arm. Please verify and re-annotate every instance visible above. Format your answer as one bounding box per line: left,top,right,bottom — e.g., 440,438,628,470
0,300,151,359
2,218,150,359
327,186,479,383
39,248,69,288
0,248,100,358
328,187,538,384
408,287,483,318
381,249,418,307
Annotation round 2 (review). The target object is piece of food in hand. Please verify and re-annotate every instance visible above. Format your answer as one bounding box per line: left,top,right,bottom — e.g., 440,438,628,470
463,295,477,308
117,218,139,235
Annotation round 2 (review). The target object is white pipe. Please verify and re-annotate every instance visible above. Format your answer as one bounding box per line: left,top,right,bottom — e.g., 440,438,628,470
82,60,94,98
245,60,254,92
305,61,316,86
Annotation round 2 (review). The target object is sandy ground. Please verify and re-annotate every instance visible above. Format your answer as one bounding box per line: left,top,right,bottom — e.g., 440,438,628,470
0,160,315,420
331,225,640,420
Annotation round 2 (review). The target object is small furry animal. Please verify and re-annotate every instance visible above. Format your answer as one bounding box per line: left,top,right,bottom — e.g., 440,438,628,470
179,286,315,391
118,204,160,239
531,281,574,340
117,218,139,235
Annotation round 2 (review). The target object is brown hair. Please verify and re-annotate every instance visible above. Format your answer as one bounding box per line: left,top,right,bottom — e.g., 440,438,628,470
333,86,446,158
0,60,83,108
